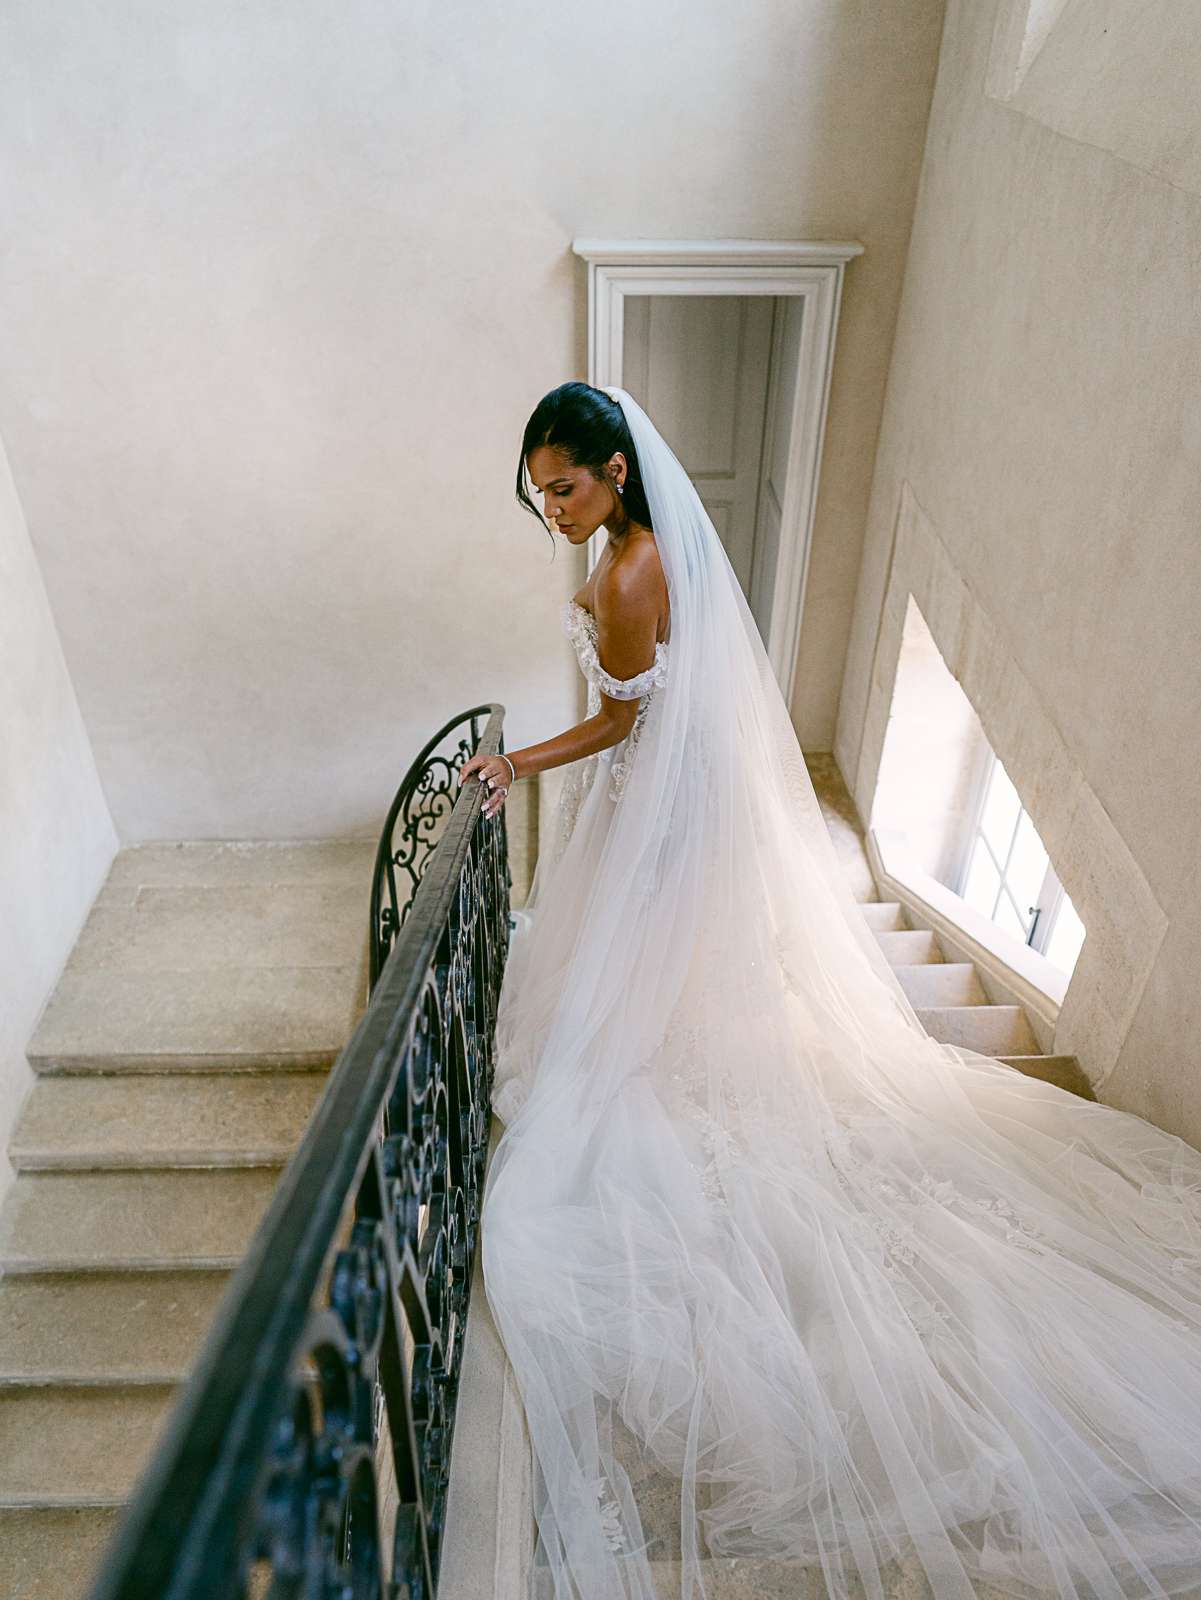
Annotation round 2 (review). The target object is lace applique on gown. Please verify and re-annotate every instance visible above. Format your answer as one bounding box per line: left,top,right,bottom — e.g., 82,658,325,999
552,599,669,858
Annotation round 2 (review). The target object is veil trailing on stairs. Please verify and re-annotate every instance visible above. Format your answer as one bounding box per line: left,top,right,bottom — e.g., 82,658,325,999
480,385,1201,1599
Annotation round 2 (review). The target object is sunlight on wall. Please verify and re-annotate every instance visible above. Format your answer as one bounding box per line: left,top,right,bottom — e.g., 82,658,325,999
873,594,1085,979
871,594,987,884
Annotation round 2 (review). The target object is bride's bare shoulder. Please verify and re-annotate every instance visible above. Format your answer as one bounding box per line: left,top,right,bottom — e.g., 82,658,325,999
595,529,668,619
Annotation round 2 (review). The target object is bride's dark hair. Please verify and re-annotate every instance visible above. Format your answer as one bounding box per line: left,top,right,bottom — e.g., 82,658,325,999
516,380,654,545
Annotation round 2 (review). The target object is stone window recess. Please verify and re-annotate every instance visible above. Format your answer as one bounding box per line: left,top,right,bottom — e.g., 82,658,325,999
956,748,1086,975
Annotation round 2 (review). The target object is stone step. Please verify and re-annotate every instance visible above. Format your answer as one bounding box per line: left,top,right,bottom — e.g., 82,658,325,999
61,883,366,977
0,841,374,1584
533,1555,1018,1599
609,1424,692,1561
531,1425,1030,1595
894,962,987,1007
859,901,907,931
916,1005,1038,1055
998,1055,1096,1100
10,1072,328,1171
0,1271,231,1385
0,1168,283,1273
0,1385,174,1508
101,840,375,896
26,966,361,1074
617,1467,686,1561
1,1506,122,1599
873,928,943,965
28,846,370,1074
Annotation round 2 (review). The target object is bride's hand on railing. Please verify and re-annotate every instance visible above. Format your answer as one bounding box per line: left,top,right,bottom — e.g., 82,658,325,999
459,751,516,818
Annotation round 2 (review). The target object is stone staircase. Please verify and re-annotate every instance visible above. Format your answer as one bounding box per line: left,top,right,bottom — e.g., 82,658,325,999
801,754,1092,1102
860,900,1093,1099
0,840,374,1600
0,782,1089,1598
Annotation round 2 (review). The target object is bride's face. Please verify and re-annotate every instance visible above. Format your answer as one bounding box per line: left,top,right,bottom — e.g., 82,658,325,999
527,444,624,546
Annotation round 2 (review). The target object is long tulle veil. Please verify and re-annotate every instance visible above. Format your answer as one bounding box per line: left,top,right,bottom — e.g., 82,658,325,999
481,385,1201,1599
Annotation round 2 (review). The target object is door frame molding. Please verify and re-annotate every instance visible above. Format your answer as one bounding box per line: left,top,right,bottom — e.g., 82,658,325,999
572,237,863,703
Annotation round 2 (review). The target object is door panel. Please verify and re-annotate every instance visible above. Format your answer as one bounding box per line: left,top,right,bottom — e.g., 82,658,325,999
622,296,775,604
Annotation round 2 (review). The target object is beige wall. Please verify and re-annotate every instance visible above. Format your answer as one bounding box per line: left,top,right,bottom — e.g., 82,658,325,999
0,429,117,1200
836,0,1201,1140
0,1,946,841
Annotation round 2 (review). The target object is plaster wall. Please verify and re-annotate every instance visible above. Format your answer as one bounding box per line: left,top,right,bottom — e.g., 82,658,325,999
0,429,117,1201
836,0,1201,1140
0,0,947,840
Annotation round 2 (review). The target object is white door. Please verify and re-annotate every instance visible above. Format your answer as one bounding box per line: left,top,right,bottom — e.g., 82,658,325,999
621,295,779,634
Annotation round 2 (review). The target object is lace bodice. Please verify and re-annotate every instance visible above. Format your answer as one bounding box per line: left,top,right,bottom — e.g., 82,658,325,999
560,598,669,806
562,599,668,702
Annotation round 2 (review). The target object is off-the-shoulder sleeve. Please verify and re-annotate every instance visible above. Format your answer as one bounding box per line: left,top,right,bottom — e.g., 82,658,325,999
563,599,669,703
593,652,668,701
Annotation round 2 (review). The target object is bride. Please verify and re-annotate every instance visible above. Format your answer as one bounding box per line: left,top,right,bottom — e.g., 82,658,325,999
457,382,1201,1599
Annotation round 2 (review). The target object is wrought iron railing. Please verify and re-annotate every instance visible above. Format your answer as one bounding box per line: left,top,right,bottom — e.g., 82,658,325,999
86,703,512,1600
369,704,504,989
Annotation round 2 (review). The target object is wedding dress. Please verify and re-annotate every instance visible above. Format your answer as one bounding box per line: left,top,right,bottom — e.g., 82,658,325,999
479,386,1201,1600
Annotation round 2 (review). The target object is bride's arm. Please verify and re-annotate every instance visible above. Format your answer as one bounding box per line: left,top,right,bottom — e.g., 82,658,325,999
507,565,662,780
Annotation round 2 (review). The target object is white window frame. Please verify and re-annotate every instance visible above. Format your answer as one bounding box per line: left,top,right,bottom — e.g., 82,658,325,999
955,748,1070,957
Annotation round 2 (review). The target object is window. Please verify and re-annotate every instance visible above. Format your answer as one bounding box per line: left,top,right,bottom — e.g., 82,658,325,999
957,752,1085,976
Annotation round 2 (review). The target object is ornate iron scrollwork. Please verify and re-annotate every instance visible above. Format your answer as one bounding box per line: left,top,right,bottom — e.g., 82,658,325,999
370,705,508,990
86,705,511,1600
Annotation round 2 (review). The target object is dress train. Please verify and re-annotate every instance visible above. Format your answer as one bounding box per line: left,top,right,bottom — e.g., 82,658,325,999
480,387,1201,1600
